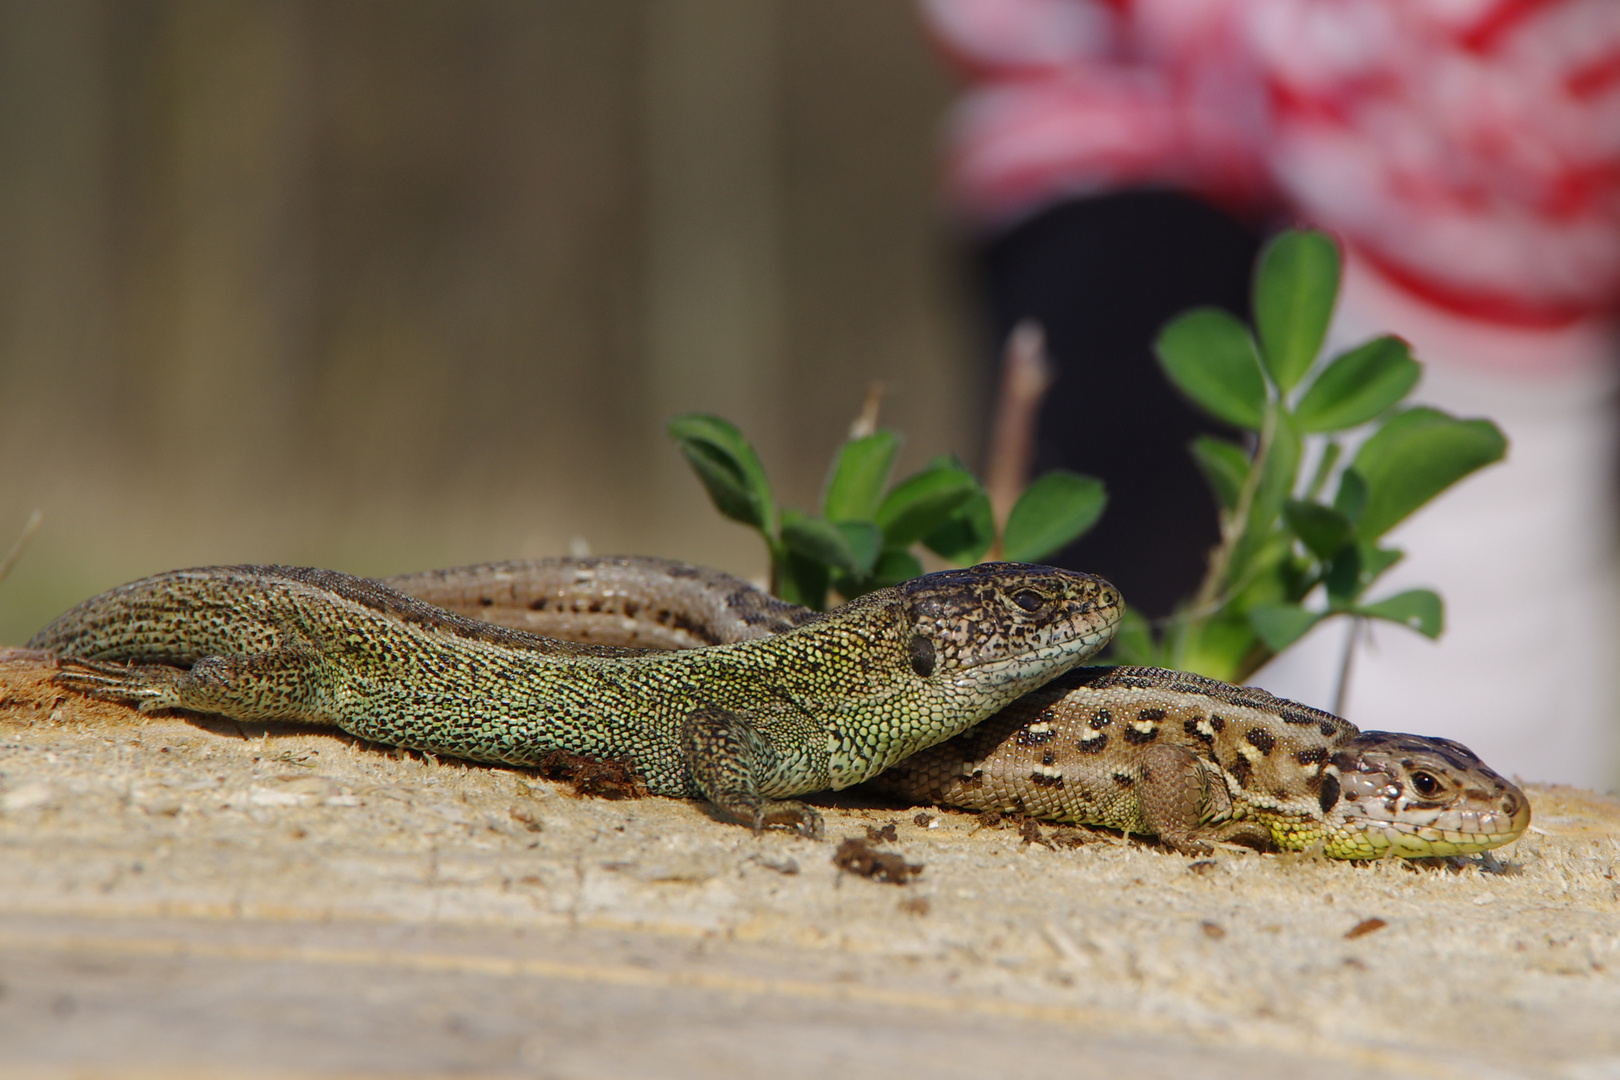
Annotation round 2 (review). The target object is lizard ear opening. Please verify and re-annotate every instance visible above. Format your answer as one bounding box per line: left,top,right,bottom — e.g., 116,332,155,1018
907,634,936,678
1318,772,1341,815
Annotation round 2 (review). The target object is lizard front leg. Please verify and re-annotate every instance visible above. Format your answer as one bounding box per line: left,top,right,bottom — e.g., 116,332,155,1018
1135,742,1225,856
679,706,824,838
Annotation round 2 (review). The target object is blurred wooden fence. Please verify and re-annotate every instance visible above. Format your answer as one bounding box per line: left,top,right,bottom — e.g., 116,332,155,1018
0,0,975,641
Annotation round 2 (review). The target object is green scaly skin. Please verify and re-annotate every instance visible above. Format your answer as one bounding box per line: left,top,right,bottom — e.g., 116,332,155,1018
386,556,1531,859
29,562,1121,835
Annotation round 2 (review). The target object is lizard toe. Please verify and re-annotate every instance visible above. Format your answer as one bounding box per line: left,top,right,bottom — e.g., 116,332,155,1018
752,801,823,840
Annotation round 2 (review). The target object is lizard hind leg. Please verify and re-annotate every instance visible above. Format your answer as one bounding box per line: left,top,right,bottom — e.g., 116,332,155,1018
56,659,190,713
1136,742,1221,857
679,706,823,838
56,642,326,724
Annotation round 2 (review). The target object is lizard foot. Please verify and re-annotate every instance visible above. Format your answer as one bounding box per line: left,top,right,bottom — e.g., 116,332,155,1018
680,706,821,837
1159,834,1216,858
751,800,823,839
55,659,186,712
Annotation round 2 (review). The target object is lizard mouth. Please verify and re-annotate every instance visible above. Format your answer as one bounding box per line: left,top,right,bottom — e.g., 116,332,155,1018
1333,798,1533,858
1277,795,1532,860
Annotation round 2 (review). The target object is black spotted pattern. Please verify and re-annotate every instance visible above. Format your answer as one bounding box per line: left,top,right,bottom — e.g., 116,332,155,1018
1017,723,1058,747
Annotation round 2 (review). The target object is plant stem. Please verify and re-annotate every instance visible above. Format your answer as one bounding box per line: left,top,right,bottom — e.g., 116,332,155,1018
849,381,885,439
1171,407,1276,667
1193,407,1274,610
0,509,42,587
767,537,787,599
983,320,1054,561
1304,439,1341,501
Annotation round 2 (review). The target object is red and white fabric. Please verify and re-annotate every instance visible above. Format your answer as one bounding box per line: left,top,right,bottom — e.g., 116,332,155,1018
922,0,1620,328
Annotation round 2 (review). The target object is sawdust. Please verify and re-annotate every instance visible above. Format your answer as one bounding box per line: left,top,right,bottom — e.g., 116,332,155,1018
1,650,1618,1080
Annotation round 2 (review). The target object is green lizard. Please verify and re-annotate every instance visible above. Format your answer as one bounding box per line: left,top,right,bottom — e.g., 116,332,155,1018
387,556,1531,858
30,562,1120,836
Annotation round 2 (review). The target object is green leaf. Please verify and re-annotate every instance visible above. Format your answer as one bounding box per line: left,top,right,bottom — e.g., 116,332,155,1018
1324,542,1404,606
780,512,862,577
1294,336,1421,432
1333,467,1368,525
776,551,828,610
1282,499,1352,560
836,521,882,578
1190,436,1250,511
1253,229,1340,393
1358,589,1443,639
1352,408,1507,539
1248,603,1325,652
922,489,995,566
1108,607,1161,666
1176,613,1258,683
873,456,978,548
1001,470,1107,563
666,413,774,533
823,430,901,522
868,549,924,588
1154,307,1267,430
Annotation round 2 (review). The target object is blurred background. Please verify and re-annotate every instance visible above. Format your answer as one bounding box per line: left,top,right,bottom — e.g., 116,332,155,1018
0,0,977,643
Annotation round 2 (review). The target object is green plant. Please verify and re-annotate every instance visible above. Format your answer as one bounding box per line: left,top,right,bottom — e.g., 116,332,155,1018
666,415,1106,609
1117,228,1506,682
670,228,1505,689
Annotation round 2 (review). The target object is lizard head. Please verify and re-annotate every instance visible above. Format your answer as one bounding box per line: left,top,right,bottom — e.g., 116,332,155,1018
821,562,1121,788
1312,731,1531,858
895,562,1121,700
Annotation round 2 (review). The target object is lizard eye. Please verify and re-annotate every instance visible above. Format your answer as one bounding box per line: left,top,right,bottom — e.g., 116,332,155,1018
907,634,936,678
1012,590,1045,613
1409,770,1442,798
